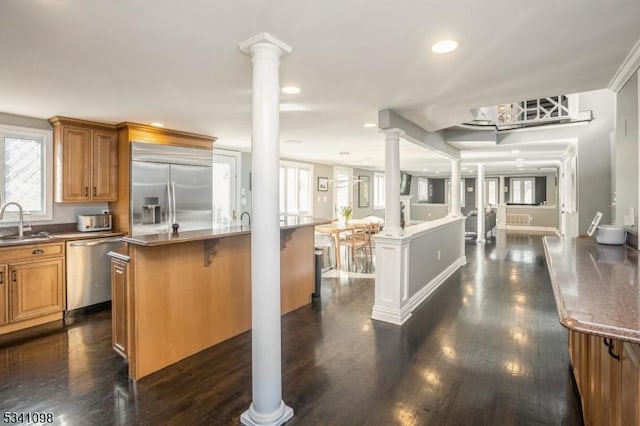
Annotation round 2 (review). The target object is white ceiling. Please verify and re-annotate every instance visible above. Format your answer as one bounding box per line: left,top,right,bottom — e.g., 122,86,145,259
0,1,638,173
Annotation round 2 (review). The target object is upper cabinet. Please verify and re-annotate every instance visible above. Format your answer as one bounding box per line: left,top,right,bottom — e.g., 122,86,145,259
49,116,118,202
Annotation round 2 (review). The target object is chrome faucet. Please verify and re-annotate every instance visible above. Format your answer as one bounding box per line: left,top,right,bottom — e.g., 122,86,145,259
240,211,251,227
0,202,24,238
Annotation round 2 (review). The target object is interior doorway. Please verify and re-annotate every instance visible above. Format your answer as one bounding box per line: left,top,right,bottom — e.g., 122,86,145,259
213,149,241,226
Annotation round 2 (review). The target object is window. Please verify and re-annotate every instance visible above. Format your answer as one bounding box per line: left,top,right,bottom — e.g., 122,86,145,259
0,125,52,221
446,179,465,207
212,149,240,226
334,167,352,215
279,161,313,215
510,177,535,204
417,177,429,202
485,178,498,206
374,172,385,209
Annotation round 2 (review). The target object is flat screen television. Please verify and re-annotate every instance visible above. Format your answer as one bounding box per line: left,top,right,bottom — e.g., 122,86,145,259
400,172,412,195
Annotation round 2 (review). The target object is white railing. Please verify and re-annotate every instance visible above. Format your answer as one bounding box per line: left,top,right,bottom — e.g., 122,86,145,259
470,94,590,130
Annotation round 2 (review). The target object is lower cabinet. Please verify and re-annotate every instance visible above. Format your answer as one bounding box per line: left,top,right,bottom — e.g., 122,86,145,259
569,330,640,426
0,265,7,325
0,242,65,335
111,257,129,358
619,342,640,425
9,259,64,322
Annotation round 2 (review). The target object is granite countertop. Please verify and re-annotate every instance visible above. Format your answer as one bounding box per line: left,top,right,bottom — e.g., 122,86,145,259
0,230,125,247
543,236,640,343
123,216,332,247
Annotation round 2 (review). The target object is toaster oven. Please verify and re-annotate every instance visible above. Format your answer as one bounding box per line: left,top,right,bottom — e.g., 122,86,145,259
77,214,112,232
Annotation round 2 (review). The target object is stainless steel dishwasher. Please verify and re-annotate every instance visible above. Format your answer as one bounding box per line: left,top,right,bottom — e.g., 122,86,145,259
66,237,124,311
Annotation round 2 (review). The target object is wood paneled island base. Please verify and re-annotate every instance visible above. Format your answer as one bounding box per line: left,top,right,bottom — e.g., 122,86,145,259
113,220,327,381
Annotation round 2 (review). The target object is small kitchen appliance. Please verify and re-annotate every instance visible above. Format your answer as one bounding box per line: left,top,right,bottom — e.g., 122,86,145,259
77,213,112,232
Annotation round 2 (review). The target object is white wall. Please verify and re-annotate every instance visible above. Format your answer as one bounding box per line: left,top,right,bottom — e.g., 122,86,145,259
313,163,334,219
614,71,638,226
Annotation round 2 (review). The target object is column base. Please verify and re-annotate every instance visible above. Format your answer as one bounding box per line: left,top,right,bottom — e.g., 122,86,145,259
241,402,293,426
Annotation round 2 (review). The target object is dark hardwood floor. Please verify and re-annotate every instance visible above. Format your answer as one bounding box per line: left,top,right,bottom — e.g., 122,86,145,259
0,231,583,425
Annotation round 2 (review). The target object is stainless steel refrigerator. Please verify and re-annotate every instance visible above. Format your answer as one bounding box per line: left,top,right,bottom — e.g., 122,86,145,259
131,142,213,235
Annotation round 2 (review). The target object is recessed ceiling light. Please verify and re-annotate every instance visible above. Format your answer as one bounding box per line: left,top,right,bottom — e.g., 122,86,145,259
435,171,441,174
363,123,377,128
284,139,302,144
512,150,520,154
282,86,300,94
422,168,429,171
150,122,165,128
516,158,525,162
339,151,350,156
431,40,458,54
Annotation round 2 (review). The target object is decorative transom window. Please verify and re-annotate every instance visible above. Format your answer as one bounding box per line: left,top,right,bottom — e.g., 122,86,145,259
0,125,52,221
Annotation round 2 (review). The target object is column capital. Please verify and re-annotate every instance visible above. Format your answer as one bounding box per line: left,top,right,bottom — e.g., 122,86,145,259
381,128,405,139
239,32,292,58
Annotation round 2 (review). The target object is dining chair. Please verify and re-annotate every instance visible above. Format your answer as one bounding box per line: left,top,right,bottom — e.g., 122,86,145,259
343,227,370,271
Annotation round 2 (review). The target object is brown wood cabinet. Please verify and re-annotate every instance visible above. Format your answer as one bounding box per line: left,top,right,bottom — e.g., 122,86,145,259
111,257,129,358
619,342,640,425
0,265,7,326
49,116,118,202
9,259,64,322
569,330,640,426
0,242,66,335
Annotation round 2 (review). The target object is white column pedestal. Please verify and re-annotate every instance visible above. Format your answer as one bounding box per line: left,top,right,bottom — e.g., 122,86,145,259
497,175,506,228
383,129,404,237
239,32,294,426
371,218,467,326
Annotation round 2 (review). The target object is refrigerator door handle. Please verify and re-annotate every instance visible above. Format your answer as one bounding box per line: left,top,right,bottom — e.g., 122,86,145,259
171,181,177,224
167,182,173,225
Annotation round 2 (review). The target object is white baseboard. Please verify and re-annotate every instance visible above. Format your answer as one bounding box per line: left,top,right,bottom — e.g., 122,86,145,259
371,256,465,326
505,225,558,233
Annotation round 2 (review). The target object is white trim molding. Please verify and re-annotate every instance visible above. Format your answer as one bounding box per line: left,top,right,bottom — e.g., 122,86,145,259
608,36,640,93
371,216,466,326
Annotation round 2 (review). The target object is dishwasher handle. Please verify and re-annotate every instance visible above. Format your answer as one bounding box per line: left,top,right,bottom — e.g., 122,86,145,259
68,237,123,247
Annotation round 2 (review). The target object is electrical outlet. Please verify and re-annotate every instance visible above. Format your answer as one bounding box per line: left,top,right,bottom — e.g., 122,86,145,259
437,250,441,260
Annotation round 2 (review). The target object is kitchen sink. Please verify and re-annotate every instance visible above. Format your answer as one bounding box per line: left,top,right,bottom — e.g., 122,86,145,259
0,234,52,245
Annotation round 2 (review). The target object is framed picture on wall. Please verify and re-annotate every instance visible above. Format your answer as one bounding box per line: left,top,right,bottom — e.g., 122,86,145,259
317,177,329,192
358,175,370,207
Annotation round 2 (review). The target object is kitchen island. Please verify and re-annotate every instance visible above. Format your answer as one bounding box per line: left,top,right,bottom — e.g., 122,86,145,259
543,236,640,425
111,216,330,381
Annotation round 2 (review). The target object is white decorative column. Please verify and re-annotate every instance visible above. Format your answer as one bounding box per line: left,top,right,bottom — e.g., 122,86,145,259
239,33,293,426
476,164,486,243
383,129,404,236
449,159,462,217
497,175,507,229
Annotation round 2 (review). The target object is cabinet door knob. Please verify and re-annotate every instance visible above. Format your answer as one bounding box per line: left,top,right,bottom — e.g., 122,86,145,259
93,187,97,197
11,270,16,282
603,337,621,361
32,249,44,255
84,187,89,197
0,271,4,284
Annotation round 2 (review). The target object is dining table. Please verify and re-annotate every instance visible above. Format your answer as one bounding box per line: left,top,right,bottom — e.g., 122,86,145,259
314,220,374,271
